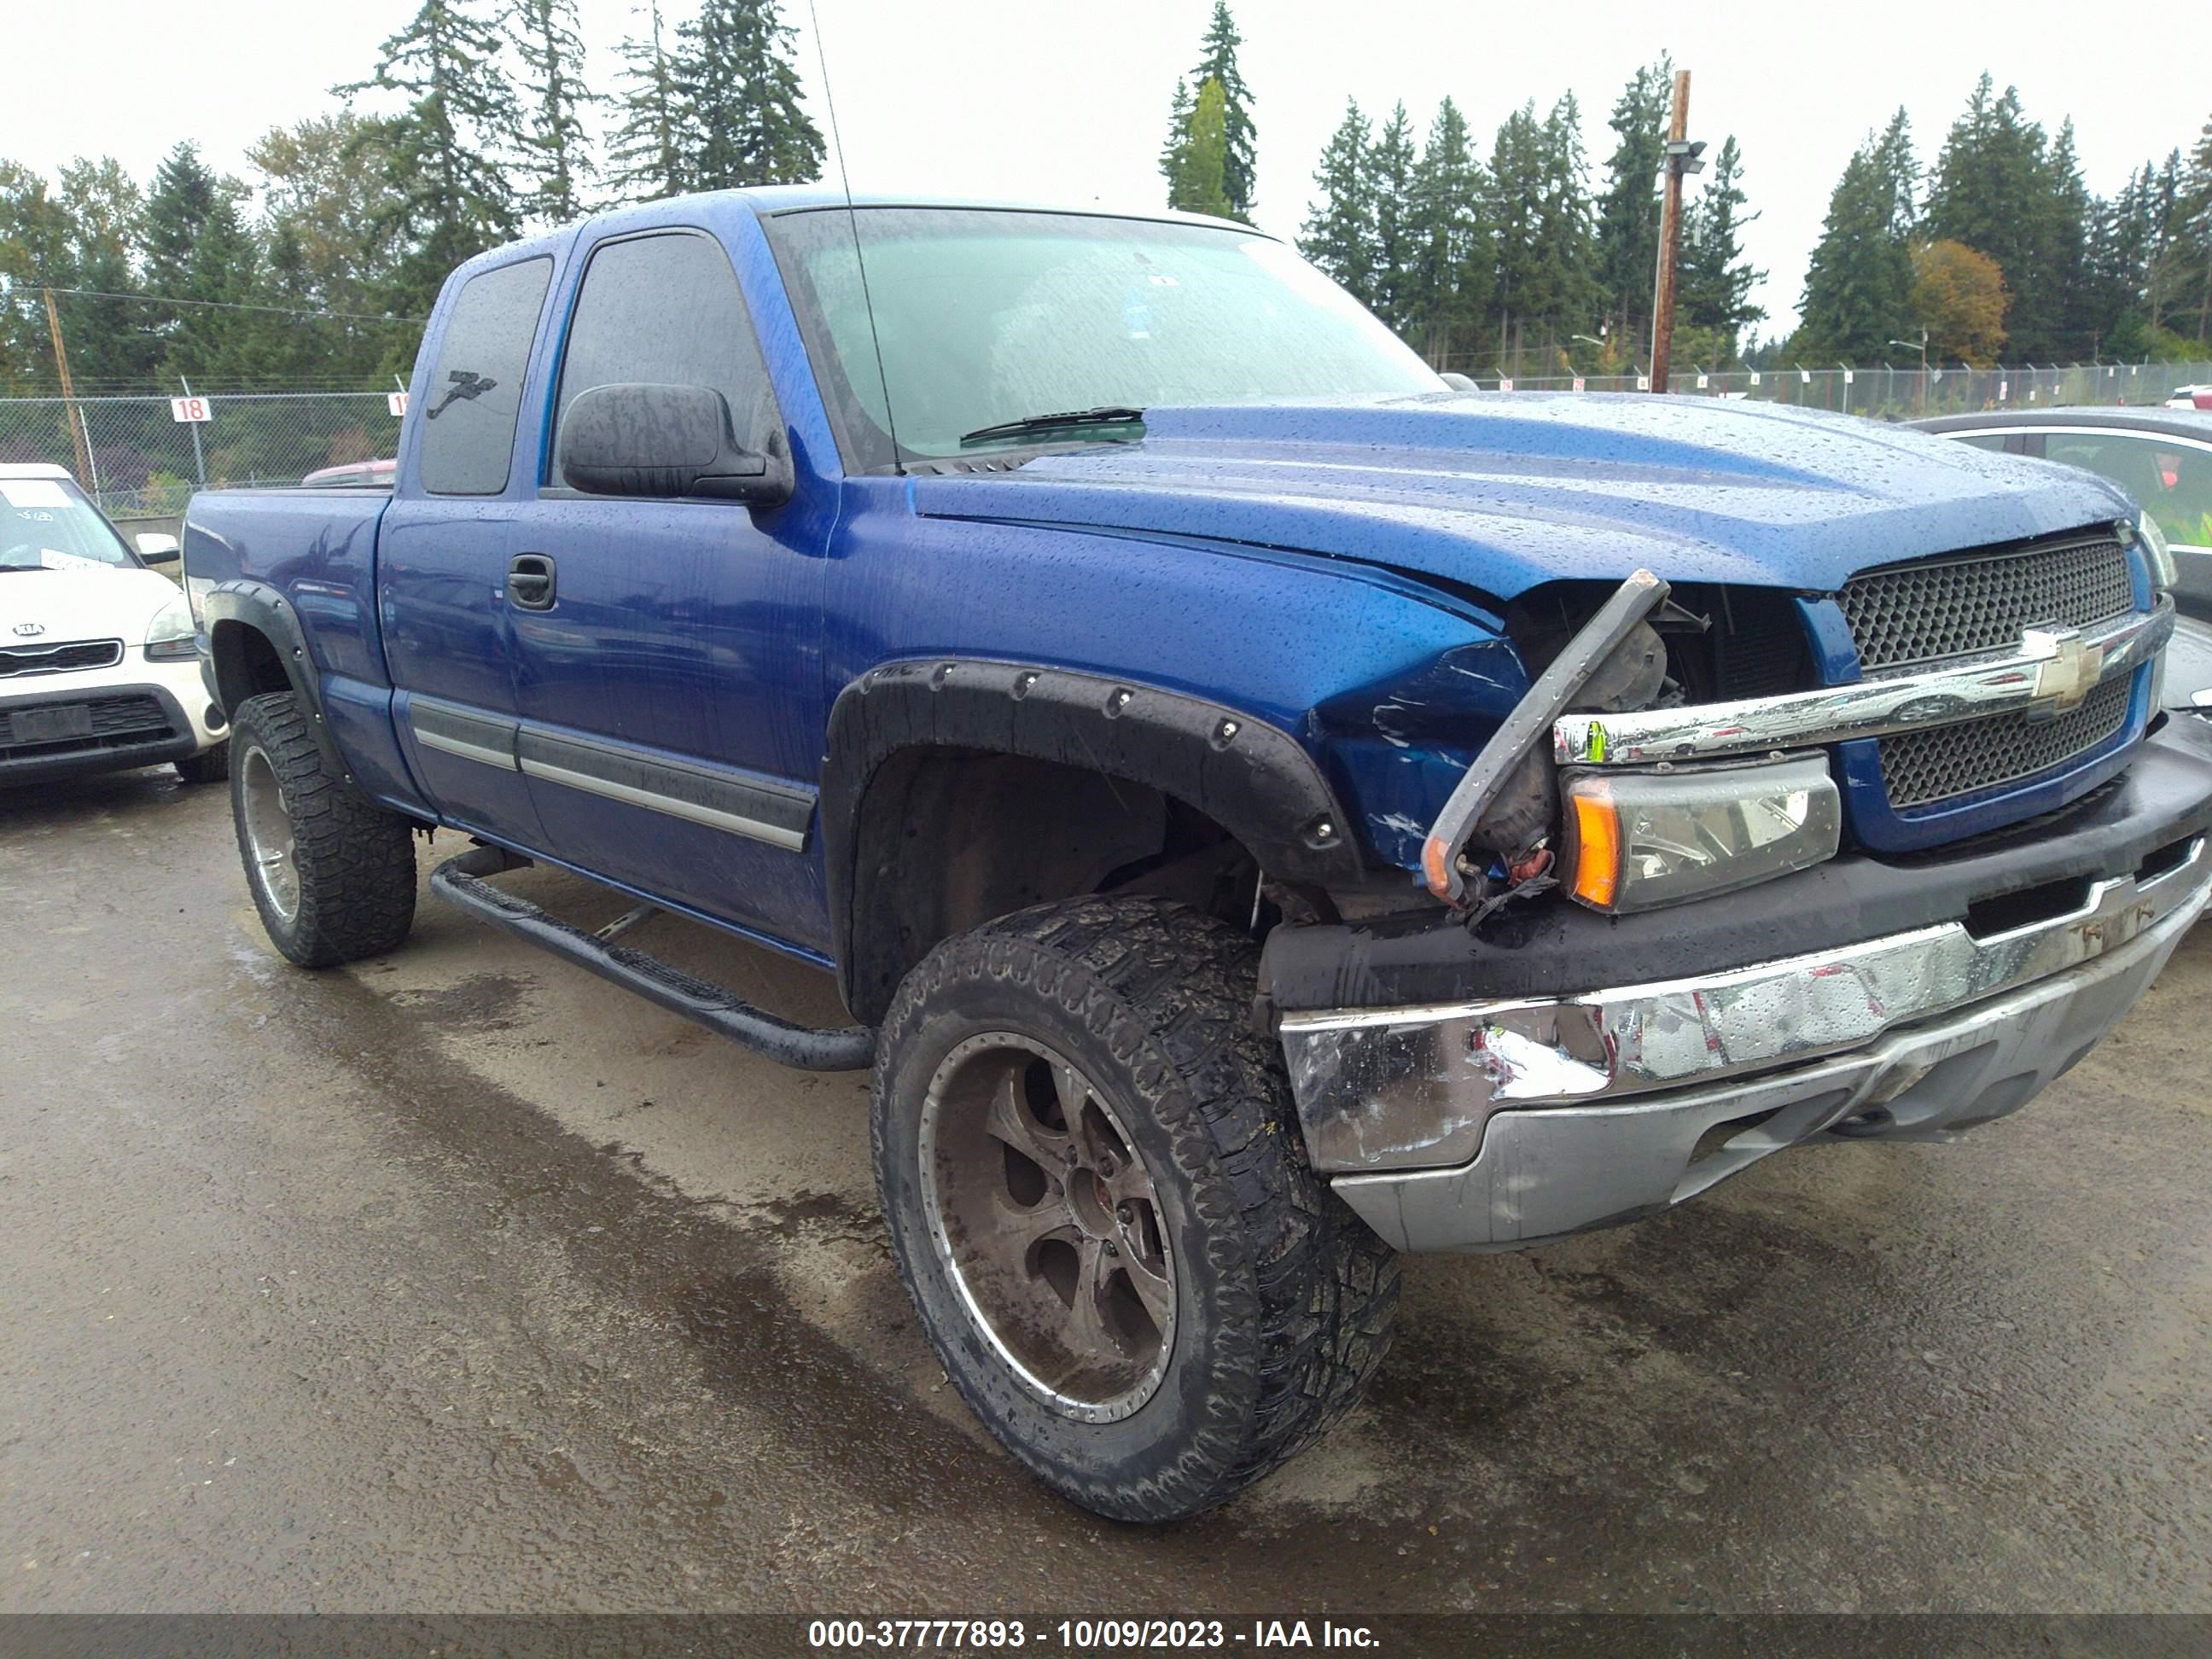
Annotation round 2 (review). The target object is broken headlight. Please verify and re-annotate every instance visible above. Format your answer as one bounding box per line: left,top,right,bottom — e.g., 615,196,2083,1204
1560,754,1840,913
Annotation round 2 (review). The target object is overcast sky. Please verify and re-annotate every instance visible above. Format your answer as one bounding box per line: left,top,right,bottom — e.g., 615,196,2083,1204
9,0,2209,341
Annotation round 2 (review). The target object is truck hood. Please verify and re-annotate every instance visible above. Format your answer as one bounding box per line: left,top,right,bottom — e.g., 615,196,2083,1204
0,565,182,645
910,393,2135,600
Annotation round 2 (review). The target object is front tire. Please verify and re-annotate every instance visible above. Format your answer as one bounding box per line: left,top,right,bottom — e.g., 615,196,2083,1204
229,691,416,967
873,896,1399,1522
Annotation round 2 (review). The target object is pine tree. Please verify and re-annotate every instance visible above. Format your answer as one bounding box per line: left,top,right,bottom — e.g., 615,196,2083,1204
1486,96,1601,362
1595,59,1672,346
55,156,157,386
1679,135,1764,355
339,0,521,318
2146,148,2191,339
1186,3,1257,223
1406,97,1490,351
1487,102,1545,344
1366,102,1418,330
1299,99,1376,306
1168,79,1233,219
1872,107,1919,240
1530,94,1601,337
1922,75,2083,358
1796,122,1917,363
514,0,598,224
607,0,691,203
257,216,358,386
2084,166,2155,358
141,143,220,301
1158,78,1192,206
2043,119,2099,357
2178,117,2212,346
676,0,824,191
138,143,267,385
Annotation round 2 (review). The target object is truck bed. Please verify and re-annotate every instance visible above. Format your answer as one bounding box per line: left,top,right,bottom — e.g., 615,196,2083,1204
183,487,390,686
183,486,421,810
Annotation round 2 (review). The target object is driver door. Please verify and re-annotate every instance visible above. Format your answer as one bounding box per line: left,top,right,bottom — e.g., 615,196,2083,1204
503,226,833,952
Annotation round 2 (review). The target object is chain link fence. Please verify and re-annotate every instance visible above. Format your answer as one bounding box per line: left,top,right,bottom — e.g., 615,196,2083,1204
0,390,404,519
1452,358,2212,418
1,363,2209,521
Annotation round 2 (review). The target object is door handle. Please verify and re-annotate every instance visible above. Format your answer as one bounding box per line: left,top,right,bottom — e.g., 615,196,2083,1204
508,553,556,610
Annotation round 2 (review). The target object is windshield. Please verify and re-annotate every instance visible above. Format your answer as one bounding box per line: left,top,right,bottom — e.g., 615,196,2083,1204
0,475,136,573
765,207,1442,471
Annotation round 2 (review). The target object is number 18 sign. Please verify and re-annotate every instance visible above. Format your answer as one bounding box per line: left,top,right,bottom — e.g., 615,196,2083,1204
170,396,212,423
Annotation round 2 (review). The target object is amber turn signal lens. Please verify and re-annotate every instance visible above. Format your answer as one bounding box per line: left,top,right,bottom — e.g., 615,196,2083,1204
1569,790,1621,909
1420,835,1455,901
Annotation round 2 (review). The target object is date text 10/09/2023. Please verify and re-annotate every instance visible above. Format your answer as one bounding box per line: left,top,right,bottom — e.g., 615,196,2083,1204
806,1620,1382,1650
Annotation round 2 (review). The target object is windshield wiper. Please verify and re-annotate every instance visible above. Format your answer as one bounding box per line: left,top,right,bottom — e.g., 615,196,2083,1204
958,406,1145,446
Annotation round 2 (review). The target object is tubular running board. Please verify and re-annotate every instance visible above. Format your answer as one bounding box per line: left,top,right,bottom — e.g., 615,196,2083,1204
428,844,877,1072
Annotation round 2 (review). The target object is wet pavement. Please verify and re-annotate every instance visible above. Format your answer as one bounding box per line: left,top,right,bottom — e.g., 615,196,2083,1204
3,765,2209,1615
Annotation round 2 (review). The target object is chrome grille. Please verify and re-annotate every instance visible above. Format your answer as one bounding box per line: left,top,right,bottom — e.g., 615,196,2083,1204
1839,535,2133,672
1878,673,2133,808
0,637,124,678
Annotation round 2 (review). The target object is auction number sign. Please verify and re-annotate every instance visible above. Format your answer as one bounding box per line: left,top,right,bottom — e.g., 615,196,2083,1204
170,396,212,423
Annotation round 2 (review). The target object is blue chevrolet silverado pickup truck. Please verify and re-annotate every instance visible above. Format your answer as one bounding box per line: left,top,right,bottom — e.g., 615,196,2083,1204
183,188,2212,1522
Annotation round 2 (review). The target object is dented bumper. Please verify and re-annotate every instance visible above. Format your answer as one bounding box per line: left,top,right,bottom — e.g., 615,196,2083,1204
1265,722,2212,1253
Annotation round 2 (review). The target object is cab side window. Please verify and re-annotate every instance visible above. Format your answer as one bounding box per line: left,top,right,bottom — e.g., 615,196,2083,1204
418,257,553,497
553,231,779,472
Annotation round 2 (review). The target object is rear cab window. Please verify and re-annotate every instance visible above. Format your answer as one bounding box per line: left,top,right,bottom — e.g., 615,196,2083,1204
419,257,555,497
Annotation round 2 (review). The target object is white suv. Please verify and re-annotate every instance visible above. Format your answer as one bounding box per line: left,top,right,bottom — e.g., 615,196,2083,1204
1,464,228,787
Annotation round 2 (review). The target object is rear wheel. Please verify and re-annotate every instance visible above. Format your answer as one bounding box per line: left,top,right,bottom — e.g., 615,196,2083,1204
229,691,416,967
873,896,1399,1522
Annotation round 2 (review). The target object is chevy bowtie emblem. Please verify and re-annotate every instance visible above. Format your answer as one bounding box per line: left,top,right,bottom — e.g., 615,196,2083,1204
11,621,43,637
2023,626,2105,714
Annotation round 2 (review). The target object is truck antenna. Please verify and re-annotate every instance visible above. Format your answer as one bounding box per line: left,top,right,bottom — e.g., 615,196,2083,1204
806,0,904,476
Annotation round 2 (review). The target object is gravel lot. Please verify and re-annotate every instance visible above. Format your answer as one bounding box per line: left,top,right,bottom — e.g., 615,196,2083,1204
4,764,2210,1615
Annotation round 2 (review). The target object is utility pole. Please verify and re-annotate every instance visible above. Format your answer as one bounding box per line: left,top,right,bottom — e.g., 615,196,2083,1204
42,288,95,483
1647,70,1703,393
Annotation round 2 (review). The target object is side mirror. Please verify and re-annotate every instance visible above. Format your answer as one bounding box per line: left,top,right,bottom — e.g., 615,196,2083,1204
1438,372,1479,392
557,382,790,505
135,533,181,566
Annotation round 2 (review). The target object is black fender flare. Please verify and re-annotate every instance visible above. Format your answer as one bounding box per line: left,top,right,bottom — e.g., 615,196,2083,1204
200,579,346,772
820,658,1363,1012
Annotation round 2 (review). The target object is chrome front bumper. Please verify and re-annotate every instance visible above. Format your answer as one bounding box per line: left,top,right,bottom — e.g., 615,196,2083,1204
1280,839,2211,1254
